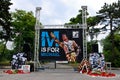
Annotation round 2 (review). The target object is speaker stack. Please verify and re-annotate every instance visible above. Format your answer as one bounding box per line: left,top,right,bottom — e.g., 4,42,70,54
92,44,98,53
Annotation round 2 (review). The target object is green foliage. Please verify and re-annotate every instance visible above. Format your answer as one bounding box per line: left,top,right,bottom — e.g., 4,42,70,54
0,42,4,53
66,0,120,67
0,0,13,61
11,10,36,52
0,0,12,40
98,1,120,18
87,40,98,54
97,1,120,30
0,42,15,61
69,10,83,24
103,32,120,67
104,46,120,67
87,16,102,27
66,10,89,25
87,42,92,54
98,1,120,67
66,9,102,40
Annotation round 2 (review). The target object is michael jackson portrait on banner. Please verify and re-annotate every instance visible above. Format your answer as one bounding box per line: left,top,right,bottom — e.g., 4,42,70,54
50,32,81,62
39,29,83,62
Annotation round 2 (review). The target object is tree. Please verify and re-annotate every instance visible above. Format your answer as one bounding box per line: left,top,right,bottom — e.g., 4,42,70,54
66,1,120,67
0,42,14,61
102,30,120,67
69,10,83,24
97,1,120,64
66,8,104,41
11,10,36,55
0,0,12,40
66,9,102,54
66,10,90,25
0,0,12,56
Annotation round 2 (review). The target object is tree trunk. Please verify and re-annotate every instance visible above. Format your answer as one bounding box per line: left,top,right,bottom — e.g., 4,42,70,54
110,16,115,61
2,41,7,55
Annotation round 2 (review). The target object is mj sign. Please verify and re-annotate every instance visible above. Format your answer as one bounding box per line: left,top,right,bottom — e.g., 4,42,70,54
39,29,83,61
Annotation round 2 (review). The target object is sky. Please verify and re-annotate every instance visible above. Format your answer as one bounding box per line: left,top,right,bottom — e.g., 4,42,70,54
10,0,118,25
8,0,118,51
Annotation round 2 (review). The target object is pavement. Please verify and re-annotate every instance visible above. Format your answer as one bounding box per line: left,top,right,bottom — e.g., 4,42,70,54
0,63,120,80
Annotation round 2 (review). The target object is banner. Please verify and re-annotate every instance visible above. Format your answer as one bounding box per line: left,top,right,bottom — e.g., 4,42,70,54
20,65,30,73
39,29,83,62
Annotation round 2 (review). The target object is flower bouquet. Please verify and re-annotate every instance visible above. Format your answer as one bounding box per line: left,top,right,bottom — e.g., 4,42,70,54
4,69,30,74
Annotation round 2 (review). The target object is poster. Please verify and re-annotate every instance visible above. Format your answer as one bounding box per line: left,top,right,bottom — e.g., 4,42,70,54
39,29,83,62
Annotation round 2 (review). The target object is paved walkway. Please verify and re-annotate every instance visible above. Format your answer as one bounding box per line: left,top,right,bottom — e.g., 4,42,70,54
0,69,120,80
0,62,120,80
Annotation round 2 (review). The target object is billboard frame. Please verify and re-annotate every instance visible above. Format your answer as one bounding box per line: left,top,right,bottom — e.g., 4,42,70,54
34,6,87,71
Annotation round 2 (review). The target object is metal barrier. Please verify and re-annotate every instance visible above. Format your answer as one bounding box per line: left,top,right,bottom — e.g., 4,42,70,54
105,62,111,72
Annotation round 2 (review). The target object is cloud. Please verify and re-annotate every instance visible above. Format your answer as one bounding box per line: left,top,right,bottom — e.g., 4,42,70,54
39,0,58,24
10,0,35,12
59,0,118,16
10,0,118,25
40,1,56,17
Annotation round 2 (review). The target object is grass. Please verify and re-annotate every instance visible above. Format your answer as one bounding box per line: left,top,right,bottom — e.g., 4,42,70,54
68,62,80,68
0,60,11,66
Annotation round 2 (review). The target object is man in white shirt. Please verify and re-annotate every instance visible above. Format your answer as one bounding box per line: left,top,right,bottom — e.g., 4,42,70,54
50,32,80,62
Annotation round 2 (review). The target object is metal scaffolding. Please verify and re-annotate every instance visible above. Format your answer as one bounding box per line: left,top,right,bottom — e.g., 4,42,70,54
34,7,42,71
81,6,87,59
33,6,88,71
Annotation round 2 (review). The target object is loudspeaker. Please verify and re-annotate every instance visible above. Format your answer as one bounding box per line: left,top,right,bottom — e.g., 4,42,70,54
23,43,30,53
92,44,98,53
23,43,31,61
